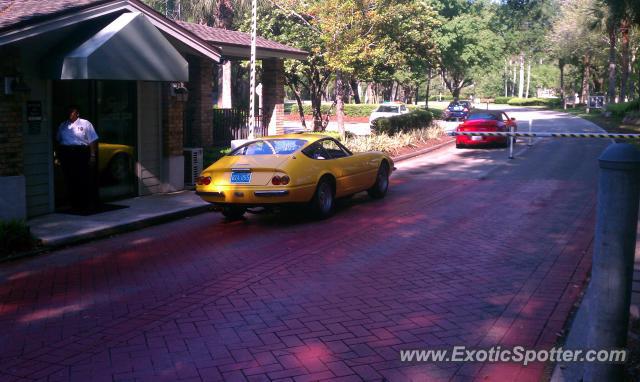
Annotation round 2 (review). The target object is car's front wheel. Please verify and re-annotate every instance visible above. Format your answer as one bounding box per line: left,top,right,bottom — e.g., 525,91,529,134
310,178,335,219
368,163,390,199
221,206,246,220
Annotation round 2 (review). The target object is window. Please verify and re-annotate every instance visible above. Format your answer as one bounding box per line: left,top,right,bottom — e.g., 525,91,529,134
232,141,274,156
231,139,307,156
302,143,329,160
320,139,351,159
376,105,399,113
467,113,500,121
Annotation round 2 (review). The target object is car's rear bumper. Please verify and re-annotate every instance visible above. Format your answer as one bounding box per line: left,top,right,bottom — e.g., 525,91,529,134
457,135,507,145
196,184,316,205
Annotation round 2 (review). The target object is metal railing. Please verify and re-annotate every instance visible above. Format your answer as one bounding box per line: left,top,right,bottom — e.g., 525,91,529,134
213,108,267,145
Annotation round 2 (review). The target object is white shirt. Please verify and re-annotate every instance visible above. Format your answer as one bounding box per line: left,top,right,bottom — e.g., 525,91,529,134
57,118,99,146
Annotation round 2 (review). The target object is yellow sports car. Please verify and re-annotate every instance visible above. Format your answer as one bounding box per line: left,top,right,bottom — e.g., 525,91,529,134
195,134,394,219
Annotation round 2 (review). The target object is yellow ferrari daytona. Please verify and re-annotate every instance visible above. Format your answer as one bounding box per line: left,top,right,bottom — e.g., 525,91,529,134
195,134,394,219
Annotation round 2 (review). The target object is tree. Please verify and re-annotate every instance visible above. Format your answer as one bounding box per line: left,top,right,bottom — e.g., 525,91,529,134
434,4,504,98
252,0,438,132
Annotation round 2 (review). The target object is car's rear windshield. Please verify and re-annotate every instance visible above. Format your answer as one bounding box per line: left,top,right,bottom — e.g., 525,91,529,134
376,105,399,113
467,113,500,121
230,139,307,156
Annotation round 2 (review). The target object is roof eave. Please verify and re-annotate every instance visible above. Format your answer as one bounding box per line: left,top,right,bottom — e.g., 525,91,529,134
0,0,222,62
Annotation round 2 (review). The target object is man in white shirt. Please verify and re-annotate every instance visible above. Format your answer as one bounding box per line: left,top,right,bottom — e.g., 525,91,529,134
56,106,99,212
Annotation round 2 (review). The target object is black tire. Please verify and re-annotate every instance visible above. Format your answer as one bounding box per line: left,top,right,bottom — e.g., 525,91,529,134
310,178,335,219
108,153,131,183
456,143,464,149
221,206,246,220
367,163,390,199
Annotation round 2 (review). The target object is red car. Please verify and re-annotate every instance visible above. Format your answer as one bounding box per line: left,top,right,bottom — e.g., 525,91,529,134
456,110,518,148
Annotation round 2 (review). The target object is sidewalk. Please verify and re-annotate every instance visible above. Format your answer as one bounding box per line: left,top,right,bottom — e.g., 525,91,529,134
28,191,210,248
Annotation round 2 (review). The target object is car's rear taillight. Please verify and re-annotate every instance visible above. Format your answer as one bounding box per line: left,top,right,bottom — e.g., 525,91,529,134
272,175,290,185
463,108,469,112
196,176,211,185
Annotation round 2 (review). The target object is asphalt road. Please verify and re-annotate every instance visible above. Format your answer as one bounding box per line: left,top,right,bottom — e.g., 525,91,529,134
0,108,611,381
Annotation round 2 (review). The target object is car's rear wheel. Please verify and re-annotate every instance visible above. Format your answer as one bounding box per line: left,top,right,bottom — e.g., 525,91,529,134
310,178,335,219
221,206,246,220
368,163,390,199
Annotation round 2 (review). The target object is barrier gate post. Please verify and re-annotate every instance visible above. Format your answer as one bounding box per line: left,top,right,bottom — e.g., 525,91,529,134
528,119,533,147
508,125,515,159
585,143,640,381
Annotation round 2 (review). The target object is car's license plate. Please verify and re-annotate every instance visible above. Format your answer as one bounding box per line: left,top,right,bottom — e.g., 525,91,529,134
472,136,482,141
230,171,251,184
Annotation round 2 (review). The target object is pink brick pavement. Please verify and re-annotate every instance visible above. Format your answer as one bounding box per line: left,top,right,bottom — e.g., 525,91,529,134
0,169,596,381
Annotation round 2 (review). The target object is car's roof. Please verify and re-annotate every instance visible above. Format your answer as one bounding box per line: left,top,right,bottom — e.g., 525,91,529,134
260,133,331,143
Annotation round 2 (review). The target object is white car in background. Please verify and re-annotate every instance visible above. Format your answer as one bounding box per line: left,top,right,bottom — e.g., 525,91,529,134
369,102,409,125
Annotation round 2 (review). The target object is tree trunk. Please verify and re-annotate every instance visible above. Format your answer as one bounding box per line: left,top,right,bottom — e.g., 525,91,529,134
350,78,361,104
287,81,307,130
525,59,531,99
581,53,591,104
607,25,617,103
335,71,346,138
518,54,525,98
630,50,637,101
559,59,565,108
512,61,517,97
504,61,508,97
620,18,630,102
218,61,233,108
425,67,431,109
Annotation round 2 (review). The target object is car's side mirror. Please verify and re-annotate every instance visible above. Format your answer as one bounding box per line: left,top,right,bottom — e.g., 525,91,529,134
511,117,516,121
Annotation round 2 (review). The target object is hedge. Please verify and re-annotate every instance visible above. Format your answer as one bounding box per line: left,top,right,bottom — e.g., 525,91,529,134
507,97,562,107
428,95,455,101
606,100,640,117
1,220,37,258
494,96,513,104
371,109,434,135
290,103,421,117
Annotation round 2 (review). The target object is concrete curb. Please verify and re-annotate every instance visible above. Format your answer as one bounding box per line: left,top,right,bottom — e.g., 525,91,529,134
2,204,214,263
391,138,455,162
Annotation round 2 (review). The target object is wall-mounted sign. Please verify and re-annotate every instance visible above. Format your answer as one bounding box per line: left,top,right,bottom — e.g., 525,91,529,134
27,100,42,134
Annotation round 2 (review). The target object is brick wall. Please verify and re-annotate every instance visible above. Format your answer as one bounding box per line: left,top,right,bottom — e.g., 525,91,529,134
0,47,24,176
262,58,285,136
162,84,185,157
185,56,214,147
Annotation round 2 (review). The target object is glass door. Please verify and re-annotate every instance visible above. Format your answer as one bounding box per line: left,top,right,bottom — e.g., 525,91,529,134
96,81,137,201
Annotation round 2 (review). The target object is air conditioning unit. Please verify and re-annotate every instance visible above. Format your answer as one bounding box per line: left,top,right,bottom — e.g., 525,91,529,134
183,147,203,188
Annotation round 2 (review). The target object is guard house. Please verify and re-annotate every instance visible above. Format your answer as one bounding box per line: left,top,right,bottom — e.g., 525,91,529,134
0,0,306,220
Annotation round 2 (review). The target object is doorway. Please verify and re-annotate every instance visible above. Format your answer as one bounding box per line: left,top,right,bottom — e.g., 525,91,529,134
52,80,137,211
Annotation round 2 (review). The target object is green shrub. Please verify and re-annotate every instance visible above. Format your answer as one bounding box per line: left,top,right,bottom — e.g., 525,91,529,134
0,220,37,258
606,100,640,117
507,97,561,107
204,146,231,167
343,125,444,154
428,95,454,101
290,103,425,118
371,110,434,135
494,96,513,104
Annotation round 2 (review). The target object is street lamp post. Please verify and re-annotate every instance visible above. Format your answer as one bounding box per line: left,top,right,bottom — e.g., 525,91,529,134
248,0,257,140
